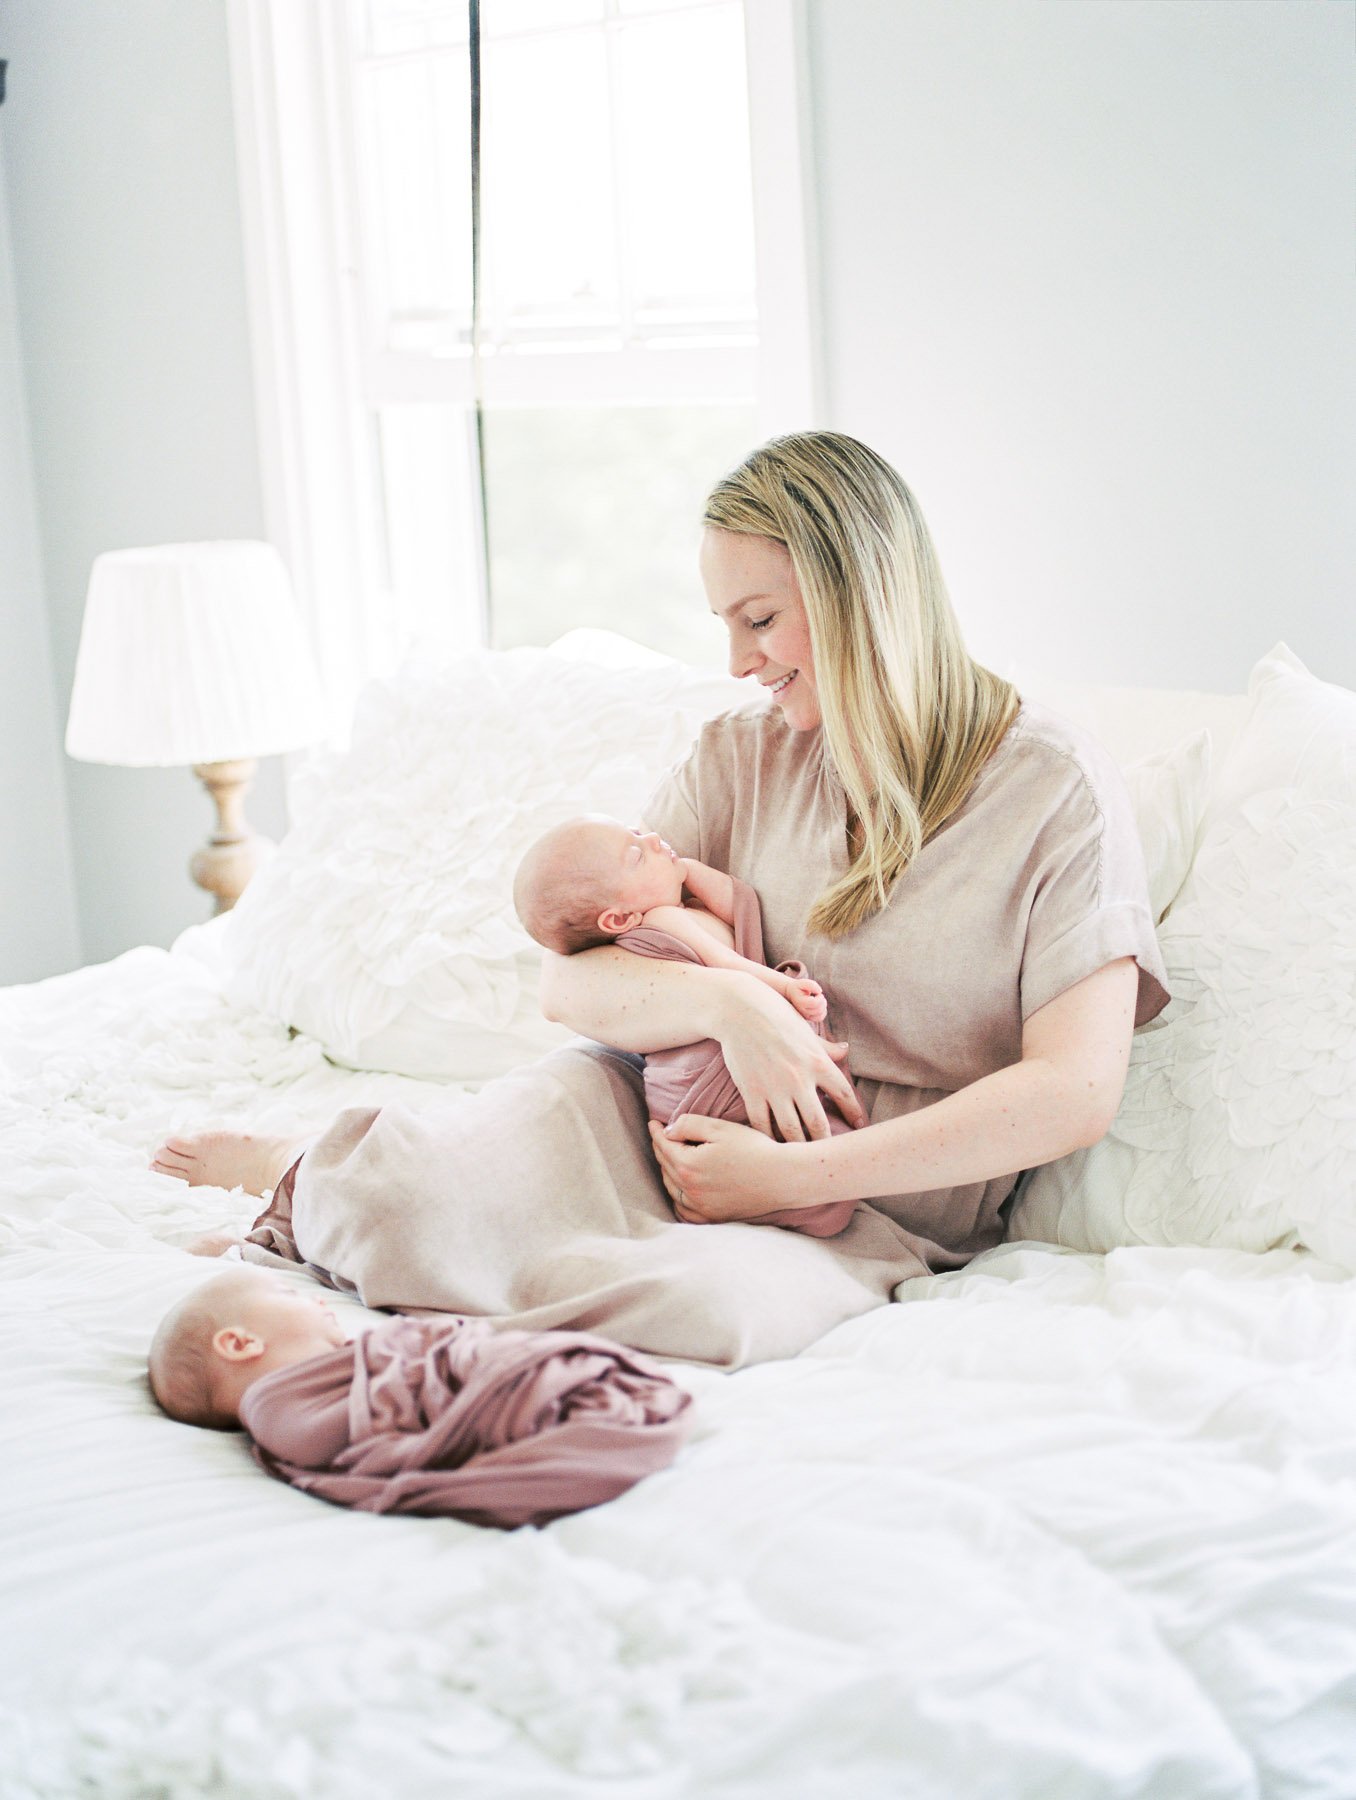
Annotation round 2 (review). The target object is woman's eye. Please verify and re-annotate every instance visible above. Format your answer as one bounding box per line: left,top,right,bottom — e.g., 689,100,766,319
749,614,775,632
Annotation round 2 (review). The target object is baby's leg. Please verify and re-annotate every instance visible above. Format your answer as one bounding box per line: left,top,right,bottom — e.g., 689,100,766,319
150,1129,315,1197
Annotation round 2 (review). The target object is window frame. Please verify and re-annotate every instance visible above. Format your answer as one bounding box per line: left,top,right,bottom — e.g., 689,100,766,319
226,0,821,722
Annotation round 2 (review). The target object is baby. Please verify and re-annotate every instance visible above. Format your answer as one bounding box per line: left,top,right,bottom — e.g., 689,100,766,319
514,814,861,1238
513,815,829,1022
148,1264,691,1527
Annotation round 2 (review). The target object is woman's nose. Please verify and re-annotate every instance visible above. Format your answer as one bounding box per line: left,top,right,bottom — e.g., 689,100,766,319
727,635,761,681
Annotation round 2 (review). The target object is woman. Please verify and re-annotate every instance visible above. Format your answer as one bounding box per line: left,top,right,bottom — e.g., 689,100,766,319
540,429,1169,1258
157,431,1168,1368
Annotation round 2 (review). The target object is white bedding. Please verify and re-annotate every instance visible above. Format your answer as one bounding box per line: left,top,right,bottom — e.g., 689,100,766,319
3,933,1356,1799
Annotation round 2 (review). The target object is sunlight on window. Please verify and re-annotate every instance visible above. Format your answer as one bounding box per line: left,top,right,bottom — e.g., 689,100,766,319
351,0,759,654
484,404,758,661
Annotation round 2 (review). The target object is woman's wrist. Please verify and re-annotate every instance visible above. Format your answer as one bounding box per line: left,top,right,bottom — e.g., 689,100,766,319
708,967,779,1040
780,1135,859,1209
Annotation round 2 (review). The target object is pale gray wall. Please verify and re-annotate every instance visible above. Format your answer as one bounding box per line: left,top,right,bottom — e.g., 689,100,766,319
3,0,285,971
807,0,1355,692
0,132,80,986
2,0,1350,976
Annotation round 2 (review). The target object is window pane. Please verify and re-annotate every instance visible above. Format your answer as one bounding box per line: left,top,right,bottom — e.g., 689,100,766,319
484,404,758,662
358,50,473,347
616,4,756,325
482,0,605,34
482,32,620,339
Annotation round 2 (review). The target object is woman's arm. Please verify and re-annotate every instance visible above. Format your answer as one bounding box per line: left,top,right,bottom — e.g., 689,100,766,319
539,945,865,1138
653,960,1138,1224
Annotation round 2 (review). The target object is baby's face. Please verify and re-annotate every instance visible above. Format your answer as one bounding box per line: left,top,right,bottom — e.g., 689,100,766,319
205,1266,348,1361
576,818,685,919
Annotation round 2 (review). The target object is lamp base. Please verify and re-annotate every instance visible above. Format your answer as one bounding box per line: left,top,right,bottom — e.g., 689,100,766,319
190,758,274,913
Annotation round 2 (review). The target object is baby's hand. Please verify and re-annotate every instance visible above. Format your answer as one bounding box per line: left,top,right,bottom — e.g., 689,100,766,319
785,976,828,1023
185,1229,242,1258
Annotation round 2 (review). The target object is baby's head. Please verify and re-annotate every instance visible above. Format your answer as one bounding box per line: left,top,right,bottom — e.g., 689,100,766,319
514,815,684,954
148,1265,347,1431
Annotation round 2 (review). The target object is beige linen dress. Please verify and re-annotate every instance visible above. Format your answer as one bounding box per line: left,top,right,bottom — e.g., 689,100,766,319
639,696,1171,1264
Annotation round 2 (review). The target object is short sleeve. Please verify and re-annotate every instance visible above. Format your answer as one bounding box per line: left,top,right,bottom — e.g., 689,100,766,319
1019,772,1172,1029
640,741,702,862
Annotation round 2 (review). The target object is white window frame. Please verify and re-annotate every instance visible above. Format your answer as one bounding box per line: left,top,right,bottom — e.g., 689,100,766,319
226,0,821,725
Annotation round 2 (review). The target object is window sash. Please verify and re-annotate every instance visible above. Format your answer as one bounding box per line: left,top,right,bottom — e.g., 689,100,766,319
227,0,819,728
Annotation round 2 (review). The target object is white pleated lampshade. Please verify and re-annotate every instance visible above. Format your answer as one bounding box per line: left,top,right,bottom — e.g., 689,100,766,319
65,541,327,766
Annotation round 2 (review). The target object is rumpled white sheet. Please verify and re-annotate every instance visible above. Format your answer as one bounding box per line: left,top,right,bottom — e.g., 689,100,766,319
2,930,1355,1799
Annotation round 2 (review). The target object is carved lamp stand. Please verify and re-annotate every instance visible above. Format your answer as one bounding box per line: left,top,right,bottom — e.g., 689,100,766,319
189,758,275,912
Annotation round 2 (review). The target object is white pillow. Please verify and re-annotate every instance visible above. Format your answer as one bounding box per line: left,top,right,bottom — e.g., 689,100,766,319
1008,643,1356,1270
1122,728,1212,926
224,638,756,1080
1016,674,1250,769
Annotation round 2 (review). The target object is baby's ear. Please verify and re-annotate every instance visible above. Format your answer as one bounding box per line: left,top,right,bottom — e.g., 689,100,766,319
212,1325,265,1363
597,907,642,936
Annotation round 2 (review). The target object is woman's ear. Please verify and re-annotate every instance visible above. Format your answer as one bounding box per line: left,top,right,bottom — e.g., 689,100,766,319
597,907,643,936
211,1325,266,1363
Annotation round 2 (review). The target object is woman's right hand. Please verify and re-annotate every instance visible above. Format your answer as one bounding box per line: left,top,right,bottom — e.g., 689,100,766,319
714,974,868,1142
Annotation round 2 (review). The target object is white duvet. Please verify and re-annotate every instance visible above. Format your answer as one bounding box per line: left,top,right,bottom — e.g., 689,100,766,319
2,933,1355,1800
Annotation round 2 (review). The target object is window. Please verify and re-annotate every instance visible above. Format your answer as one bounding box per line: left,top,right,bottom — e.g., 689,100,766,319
228,0,817,723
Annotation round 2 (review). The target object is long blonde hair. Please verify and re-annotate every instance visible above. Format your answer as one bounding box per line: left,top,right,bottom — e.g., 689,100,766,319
703,431,1020,939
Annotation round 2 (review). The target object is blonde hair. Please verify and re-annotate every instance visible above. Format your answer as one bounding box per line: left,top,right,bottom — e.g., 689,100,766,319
703,431,1020,939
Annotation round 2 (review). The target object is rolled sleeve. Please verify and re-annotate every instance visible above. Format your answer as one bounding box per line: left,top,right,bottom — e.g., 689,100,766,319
1019,778,1171,1029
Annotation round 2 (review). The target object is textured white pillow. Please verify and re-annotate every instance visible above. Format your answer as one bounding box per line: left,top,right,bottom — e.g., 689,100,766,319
1008,643,1356,1269
1122,728,1212,926
224,640,756,1079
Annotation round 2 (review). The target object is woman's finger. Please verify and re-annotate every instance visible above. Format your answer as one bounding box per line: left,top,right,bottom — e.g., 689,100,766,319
744,1094,774,1137
798,1089,834,1141
821,1048,869,1129
771,1099,807,1143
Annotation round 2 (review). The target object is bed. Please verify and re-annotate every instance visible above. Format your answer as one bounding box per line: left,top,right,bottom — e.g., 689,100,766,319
3,631,1354,1799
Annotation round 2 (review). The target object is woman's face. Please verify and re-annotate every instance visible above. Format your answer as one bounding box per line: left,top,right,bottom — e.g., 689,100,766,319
699,528,821,731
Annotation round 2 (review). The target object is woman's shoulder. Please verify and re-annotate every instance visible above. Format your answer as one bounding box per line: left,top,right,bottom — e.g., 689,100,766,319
688,700,815,771
985,696,1132,823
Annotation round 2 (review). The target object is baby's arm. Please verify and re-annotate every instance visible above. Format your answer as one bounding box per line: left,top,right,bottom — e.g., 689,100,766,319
677,858,737,927
638,904,828,1023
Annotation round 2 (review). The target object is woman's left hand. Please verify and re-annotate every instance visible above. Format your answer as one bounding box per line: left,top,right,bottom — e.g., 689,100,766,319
647,1116,801,1223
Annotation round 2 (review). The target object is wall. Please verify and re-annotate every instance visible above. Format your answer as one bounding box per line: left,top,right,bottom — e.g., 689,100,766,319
2,0,285,970
0,131,80,986
807,0,1355,692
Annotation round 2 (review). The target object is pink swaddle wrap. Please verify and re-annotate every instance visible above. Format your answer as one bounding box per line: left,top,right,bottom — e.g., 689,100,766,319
616,875,859,1239
239,1313,692,1528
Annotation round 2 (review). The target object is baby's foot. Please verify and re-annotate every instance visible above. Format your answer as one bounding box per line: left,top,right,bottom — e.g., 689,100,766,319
149,1130,311,1197
789,979,828,1023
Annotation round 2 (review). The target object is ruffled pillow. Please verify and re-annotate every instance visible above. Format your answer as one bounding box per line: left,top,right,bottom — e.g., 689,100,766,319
1122,728,1212,926
223,639,755,1079
1008,644,1356,1270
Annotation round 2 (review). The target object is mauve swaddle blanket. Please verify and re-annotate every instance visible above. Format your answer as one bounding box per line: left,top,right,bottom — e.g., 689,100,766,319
239,1313,692,1528
240,1042,936,1368
616,875,858,1238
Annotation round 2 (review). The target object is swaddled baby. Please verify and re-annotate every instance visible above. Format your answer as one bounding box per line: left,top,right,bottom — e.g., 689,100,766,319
148,1265,692,1528
513,814,861,1238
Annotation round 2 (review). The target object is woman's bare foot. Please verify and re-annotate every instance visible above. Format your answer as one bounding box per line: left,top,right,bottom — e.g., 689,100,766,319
149,1130,313,1197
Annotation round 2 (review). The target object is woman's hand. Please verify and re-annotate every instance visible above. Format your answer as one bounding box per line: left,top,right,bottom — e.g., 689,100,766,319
648,1116,803,1223
715,976,868,1141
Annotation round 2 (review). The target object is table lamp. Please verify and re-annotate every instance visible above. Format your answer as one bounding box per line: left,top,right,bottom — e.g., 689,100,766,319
65,541,327,912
